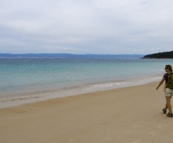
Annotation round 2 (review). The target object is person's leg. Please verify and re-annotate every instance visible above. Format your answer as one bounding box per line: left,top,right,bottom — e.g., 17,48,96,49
164,88,172,114
163,89,169,113
166,96,173,117
163,103,167,114
166,96,172,113
163,102,168,111
165,104,168,109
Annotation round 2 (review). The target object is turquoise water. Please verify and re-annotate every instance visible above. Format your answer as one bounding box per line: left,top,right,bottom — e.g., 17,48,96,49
0,56,173,107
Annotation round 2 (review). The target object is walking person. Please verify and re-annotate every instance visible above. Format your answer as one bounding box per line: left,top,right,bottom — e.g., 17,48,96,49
156,65,173,117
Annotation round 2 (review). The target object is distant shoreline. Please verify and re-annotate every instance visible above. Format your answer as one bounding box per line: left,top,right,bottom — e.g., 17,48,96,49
0,53,144,59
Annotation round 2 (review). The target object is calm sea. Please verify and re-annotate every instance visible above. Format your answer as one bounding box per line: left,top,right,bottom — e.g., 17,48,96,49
0,54,173,108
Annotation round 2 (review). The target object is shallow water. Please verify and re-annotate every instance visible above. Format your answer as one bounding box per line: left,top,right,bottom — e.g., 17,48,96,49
0,56,173,108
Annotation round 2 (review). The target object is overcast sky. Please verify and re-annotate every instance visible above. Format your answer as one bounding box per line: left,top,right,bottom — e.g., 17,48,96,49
0,0,173,54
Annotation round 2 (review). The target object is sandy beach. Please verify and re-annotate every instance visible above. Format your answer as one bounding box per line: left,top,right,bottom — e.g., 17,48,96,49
0,82,173,143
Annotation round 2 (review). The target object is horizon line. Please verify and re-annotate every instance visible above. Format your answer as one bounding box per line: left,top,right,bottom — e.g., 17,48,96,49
0,53,144,55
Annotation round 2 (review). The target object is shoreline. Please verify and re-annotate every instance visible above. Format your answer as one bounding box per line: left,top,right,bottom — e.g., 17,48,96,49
0,78,160,109
1,81,173,143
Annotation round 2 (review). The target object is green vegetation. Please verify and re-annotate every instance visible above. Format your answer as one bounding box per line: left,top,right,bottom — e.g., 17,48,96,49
142,51,173,59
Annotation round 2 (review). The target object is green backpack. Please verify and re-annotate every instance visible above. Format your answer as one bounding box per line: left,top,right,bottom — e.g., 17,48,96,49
166,73,173,89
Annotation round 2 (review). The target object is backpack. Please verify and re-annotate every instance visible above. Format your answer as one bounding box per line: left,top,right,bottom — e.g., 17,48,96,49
166,73,173,89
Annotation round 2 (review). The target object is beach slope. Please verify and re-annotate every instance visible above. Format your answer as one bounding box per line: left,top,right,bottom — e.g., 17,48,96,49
0,82,173,143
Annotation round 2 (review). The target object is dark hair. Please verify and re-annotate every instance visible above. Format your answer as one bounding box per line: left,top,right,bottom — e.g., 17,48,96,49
165,65,172,72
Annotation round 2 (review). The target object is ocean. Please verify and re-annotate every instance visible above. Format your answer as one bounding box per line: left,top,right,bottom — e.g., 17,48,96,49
0,54,173,108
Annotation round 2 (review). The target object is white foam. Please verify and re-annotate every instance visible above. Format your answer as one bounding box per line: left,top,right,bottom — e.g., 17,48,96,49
0,75,161,109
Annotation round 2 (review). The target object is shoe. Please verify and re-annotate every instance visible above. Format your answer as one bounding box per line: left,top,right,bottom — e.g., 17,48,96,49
162,108,167,114
167,113,173,117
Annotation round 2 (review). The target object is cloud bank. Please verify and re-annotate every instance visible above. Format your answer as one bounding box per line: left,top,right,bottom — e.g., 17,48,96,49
0,0,173,54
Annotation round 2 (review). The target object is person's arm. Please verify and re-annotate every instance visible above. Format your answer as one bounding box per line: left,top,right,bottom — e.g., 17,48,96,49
156,77,165,90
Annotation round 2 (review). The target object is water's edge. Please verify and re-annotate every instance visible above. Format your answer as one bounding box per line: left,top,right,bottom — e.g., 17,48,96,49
0,76,160,109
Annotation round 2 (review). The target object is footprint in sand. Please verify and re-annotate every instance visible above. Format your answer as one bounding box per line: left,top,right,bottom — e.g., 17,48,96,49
133,123,141,128
149,130,155,136
157,123,166,129
132,140,141,143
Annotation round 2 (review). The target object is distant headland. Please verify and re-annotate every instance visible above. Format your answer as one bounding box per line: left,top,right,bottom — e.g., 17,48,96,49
142,51,173,59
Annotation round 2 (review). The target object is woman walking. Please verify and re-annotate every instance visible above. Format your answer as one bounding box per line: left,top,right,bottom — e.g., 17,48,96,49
156,65,173,117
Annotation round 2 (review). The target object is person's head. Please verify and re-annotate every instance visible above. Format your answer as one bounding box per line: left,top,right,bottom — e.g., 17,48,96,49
165,65,172,72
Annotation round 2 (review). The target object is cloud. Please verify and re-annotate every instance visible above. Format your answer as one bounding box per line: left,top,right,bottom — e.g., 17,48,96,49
0,0,173,54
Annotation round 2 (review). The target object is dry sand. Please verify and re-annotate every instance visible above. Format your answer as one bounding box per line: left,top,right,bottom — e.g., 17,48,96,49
0,82,173,143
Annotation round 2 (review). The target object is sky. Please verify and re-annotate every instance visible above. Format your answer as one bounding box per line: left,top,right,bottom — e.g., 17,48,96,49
0,0,173,54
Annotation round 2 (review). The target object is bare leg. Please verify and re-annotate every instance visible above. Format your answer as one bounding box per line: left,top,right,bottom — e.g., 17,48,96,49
166,96,172,114
165,104,167,109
